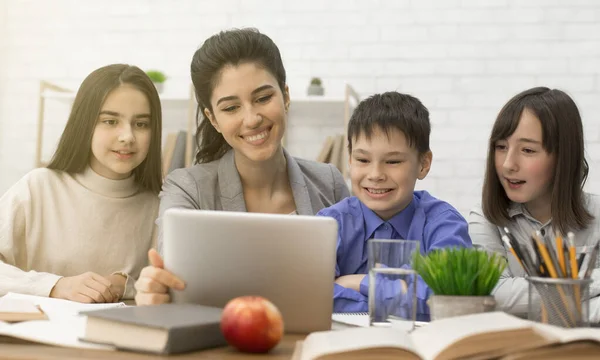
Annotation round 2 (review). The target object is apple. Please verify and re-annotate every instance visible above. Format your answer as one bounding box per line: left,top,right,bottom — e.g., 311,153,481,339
220,296,284,353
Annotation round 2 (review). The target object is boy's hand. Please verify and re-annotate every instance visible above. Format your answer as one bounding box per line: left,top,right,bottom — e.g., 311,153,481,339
334,274,366,291
399,279,408,294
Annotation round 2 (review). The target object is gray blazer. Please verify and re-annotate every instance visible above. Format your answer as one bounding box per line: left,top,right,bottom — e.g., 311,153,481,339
157,148,350,251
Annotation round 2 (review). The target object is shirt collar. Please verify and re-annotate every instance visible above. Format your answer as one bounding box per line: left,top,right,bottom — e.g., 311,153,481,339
507,202,550,227
361,194,417,240
507,202,526,218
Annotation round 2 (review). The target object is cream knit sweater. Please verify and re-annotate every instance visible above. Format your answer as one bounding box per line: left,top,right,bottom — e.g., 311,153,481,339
0,167,158,299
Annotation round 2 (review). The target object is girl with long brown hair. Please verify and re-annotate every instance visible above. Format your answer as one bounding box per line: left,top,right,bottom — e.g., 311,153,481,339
469,87,600,318
0,64,162,303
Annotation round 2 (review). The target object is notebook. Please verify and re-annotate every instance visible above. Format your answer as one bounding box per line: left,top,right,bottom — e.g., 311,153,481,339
0,293,127,350
0,297,47,322
332,313,427,329
0,292,126,320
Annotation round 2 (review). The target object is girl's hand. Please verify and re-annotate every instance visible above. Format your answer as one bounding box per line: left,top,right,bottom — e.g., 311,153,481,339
50,272,116,303
134,249,185,305
105,273,127,302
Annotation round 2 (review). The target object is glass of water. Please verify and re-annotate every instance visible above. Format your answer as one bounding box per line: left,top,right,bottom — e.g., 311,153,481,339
368,239,420,330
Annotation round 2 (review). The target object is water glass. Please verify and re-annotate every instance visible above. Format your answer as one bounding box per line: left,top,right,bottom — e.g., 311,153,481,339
367,239,420,330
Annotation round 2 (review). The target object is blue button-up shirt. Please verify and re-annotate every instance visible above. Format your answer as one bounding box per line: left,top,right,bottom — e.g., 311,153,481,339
316,191,472,319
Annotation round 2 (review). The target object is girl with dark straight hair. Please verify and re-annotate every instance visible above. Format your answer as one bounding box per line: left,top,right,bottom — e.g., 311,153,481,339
469,87,600,319
0,64,162,302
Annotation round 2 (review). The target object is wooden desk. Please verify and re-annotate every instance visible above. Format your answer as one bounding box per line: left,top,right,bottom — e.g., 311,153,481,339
0,335,303,359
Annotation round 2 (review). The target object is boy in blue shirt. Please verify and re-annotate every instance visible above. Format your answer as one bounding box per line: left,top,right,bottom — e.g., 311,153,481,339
317,91,472,320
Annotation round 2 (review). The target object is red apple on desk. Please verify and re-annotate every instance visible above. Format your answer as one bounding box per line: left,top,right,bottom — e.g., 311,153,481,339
220,296,284,353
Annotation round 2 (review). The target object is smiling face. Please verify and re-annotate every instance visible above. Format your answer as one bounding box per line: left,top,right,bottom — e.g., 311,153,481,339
204,62,289,164
494,108,556,214
349,126,432,220
89,84,152,180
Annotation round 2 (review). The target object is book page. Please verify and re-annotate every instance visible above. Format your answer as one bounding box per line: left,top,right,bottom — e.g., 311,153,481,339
0,293,126,348
500,341,600,360
533,322,600,344
2,292,126,320
0,292,126,349
0,319,115,350
410,312,539,360
0,297,47,322
300,327,418,360
0,297,44,313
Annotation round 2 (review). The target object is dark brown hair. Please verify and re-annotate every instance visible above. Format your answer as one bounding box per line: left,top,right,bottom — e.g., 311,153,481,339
47,64,162,194
190,28,286,164
347,91,430,154
482,87,592,234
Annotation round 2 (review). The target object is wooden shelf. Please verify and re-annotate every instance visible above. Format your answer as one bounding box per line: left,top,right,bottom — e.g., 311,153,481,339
41,91,191,103
37,81,359,178
292,96,346,103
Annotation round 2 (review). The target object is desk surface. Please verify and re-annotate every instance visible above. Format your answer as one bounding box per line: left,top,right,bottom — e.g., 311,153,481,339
0,335,303,360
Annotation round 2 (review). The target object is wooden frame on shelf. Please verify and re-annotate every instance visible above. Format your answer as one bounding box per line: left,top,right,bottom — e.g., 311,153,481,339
342,84,360,179
185,83,197,168
36,81,73,168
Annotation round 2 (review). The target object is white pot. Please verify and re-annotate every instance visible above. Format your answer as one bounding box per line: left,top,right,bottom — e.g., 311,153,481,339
307,84,324,96
429,295,496,321
153,82,164,94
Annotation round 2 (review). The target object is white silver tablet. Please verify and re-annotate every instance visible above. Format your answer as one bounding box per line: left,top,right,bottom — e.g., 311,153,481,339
162,208,338,334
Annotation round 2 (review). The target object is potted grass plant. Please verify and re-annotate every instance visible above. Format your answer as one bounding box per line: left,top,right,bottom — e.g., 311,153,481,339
413,247,506,321
146,70,167,93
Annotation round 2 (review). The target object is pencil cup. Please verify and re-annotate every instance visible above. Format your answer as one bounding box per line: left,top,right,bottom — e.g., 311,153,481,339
527,276,592,328
367,239,420,330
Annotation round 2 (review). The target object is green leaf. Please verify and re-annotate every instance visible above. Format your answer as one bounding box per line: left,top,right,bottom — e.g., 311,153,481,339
145,70,167,83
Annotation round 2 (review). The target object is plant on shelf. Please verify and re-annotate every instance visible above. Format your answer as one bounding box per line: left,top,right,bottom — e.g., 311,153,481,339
413,247,506,320
307,77,324,96
146,70,167,93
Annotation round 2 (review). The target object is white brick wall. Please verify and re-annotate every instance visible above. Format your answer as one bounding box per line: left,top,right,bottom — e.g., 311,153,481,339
1,0,600,218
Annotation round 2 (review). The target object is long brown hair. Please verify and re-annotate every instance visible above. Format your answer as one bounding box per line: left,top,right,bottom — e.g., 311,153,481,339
190,28,286,164
482,87,592,234
47,64,162,194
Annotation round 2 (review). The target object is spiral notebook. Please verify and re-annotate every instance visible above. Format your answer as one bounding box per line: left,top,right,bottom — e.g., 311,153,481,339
332,312,369,327
332,313,428,329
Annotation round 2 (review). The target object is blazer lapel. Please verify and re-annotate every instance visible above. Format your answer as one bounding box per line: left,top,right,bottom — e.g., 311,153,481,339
218,150,247,212
285,149,313,215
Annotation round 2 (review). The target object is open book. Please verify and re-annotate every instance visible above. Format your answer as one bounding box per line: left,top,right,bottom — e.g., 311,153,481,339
293,312,600,360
